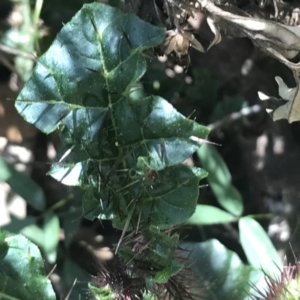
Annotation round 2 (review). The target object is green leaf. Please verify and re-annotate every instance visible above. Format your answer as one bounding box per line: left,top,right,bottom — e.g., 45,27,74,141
210,95,248,123
143,292,157,300
186,68,220,107
188,204,237,225
185,239,264,300
1,216,35,233
89,284,118,300
0,157,45,211
59,189,84,246
144,226,179,263
60,259,90,300
0,230,56,300
15,2,166,135
118,227,183,285
61,207,82,247
15,3,209,229
21,213,60,263
197,144,243,216
84,165,207,229
154,263,182,283
239,216,282,278
118,245,134,263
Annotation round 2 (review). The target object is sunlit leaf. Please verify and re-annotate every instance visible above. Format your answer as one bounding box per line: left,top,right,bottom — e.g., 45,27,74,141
239,216,282,278
259,76,300,123
188,204,236,225
0,230,55,300
184,239,264,300
21,213,60,263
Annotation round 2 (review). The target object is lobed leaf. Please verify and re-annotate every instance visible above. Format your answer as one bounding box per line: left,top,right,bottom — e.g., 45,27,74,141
259,76,300,123
15,3,209,229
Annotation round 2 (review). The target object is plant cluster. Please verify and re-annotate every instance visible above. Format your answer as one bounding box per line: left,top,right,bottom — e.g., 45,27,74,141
11,3,210,298
1,0,300,299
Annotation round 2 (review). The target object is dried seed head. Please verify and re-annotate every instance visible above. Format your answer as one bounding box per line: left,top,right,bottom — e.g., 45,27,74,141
90,258,144,300
162,30,204,59
164,0,200,27
121,228,206,300
250,261,300,299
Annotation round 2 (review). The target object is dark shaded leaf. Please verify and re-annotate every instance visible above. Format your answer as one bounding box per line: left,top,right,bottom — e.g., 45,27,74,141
0,157,45,211
197,144,243,216
60,258,90,300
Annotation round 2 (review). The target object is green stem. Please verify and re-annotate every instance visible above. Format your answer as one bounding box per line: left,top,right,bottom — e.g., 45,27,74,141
32,0,44,54
0,292,21,300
